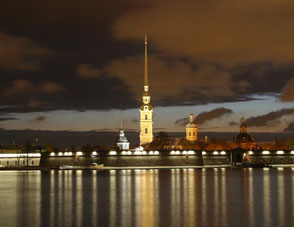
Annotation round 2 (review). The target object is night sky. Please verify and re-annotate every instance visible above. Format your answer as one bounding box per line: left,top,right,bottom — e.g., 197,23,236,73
0,0,294,134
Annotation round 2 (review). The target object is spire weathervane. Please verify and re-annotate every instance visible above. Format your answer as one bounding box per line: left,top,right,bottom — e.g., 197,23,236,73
120,104,122,129
144,34,149,92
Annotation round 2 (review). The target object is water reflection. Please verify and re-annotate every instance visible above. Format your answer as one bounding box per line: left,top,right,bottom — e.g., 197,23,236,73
248,168,254,227
263,168,271,227
278,170,285,227
0,168,294,227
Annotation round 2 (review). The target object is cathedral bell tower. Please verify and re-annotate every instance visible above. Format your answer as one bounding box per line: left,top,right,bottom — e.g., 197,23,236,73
186,114,198,141
139,35,154,145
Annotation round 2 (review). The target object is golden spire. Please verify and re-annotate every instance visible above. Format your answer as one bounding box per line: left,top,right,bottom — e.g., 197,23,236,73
120,105,122,129
144,34,149,89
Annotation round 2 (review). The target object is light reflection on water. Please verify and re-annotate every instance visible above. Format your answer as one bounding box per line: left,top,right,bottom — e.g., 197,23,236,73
0,168,294,227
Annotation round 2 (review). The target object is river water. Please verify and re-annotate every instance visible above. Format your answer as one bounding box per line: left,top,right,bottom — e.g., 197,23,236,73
0,168,293,227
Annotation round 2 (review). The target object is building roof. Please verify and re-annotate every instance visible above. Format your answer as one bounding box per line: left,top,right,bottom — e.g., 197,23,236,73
116,130,129,143
234,117,255,143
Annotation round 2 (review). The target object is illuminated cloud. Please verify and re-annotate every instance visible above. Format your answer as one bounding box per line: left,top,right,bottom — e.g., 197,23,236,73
38,82,65,93
28,98,42,108
113,0,294,67
4,79,33,96
0,32,51,70
104,54,249,104
77,64,101,78
4,80,65,97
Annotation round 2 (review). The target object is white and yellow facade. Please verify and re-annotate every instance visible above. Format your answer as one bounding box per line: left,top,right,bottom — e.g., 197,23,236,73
140,35,153,145
186,114,198,141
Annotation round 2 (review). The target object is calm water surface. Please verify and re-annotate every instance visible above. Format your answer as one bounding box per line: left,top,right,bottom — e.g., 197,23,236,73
0,168,293,227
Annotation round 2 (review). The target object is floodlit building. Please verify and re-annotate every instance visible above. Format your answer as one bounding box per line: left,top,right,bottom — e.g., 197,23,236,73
0,150,41,167
116,116,130,150
186,114,198,141
139,35,154,145
234,117,256,149
116,130,130,150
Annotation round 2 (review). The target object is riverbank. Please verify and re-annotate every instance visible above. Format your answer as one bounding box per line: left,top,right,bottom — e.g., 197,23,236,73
1,164,294,171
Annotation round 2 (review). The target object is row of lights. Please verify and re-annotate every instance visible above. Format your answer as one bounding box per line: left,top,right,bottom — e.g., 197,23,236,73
49,150,294,157
202,151,227,155
113,151,160,155
50,151,82,156
0,153,41,158
170,150,195,155
250,150,294,155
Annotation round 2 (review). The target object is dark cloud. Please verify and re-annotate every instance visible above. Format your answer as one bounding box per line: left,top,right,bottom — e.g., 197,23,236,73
175,117,188,126
231,63,294,97
0,0,293,116
280,78,294,102
4,80,65,97
38,82,65,93
284,122,294,132
196,108,233,125
229,121,239,126
0,33,51,70
4,79,33,96
246,108,294,127
77,64,101,78
175,108,233,126
35,116,46,121
0,75,138,113
0,117,18,121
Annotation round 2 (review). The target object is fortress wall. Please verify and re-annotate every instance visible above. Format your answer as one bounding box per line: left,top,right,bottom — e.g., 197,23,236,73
42,155,204,167
249,155,294,164
40,150,294,167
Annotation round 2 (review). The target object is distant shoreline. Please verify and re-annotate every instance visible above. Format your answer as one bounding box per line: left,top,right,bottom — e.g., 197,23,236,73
0,129,292,148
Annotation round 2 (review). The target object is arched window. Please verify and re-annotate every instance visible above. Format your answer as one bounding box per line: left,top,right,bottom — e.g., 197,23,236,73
189,132,191,136
145,115,148,120
145,128,148,134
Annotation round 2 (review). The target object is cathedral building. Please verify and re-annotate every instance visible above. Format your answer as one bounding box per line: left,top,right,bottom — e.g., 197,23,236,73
116,129,130,150
186,114,198,141
139,35,154,145
116,117,130,150
234,117,256,149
